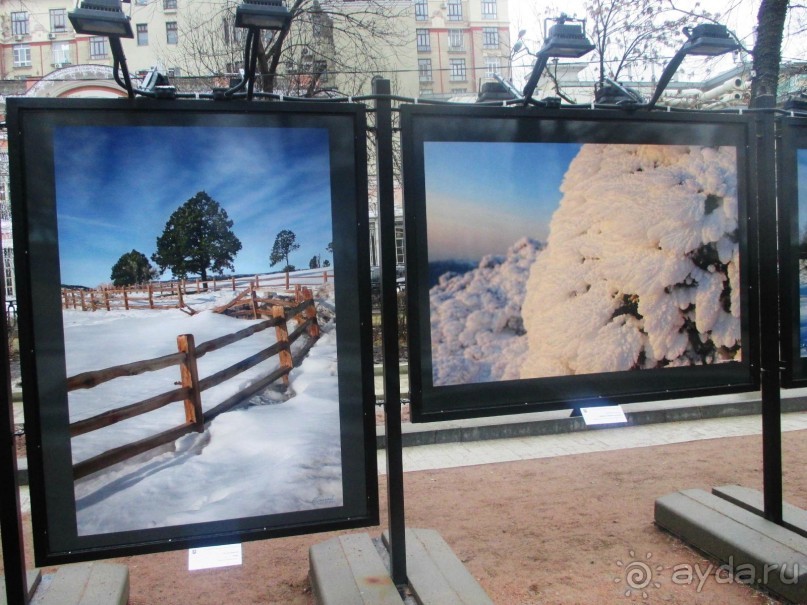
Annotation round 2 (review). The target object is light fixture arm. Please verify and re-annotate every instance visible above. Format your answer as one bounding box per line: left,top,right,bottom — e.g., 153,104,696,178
646,48,686,110
521,52,549,106
246,26,262,100
108,36,134,99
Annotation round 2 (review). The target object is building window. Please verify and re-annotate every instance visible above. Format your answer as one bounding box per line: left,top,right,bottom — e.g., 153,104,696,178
447,0,462,21
416,28,430,51
166,21,178,44
163,0,177,9
395,222,405,265
449,58,466,81
12,45,31,67
483,27,498,48
51,42,71,65
450,87,467,94
50,9,67,33
167,66,181,77
418,58,432,82
137,24,148,45
89,36,107,58
3,247,14,299
481,0,496,19
11,12,28,36
448,28,463,50
485,56,500,77
414,0,428,21
420,88,433,96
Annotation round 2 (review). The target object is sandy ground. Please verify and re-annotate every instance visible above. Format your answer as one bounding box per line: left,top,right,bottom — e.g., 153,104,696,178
4,427,806,604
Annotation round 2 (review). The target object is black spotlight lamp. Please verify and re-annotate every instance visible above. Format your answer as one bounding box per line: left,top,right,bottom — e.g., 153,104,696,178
647,23,739,110
522,15,594,106
68,0,133,37
69,0,134,97
228,0,292,100
235,0,292,30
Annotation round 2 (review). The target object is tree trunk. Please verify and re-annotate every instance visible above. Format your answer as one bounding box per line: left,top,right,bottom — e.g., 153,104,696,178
750,0,789,106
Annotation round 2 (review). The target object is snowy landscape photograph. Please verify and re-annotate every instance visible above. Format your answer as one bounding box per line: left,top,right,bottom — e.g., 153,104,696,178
425,141,742,387
10,101,376,560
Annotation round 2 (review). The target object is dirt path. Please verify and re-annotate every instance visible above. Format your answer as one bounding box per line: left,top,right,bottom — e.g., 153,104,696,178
4,427,804,604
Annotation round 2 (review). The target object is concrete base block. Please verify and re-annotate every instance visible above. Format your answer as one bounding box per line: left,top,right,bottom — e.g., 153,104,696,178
309,533,403,605
34,562,129,605
382,528,493,605
655,488,807,603
712,484,807,539
0,570,41,605
310,529,494,605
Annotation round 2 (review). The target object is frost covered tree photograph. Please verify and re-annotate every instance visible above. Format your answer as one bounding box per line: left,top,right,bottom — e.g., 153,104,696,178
425,139,742,388
8,106,378,553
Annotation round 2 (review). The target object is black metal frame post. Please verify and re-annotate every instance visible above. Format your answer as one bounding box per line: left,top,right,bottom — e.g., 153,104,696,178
756,97,783,523
1,292,30,604
372,77,407,588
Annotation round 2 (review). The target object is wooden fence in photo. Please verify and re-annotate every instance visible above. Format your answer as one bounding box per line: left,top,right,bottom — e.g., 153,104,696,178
66,289,320,480
61,271,334,312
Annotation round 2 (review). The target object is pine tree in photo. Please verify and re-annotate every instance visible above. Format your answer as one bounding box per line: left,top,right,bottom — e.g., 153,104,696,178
152,191,242,282
270,229,300,273
110,249,156,286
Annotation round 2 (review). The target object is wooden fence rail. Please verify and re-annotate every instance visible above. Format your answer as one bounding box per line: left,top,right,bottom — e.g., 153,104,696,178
68,289,320,480
61,271,334,312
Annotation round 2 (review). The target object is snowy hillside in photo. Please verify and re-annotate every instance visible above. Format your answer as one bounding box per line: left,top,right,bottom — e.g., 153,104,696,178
429,238,541,385
520,144,741,378
62,279,344,535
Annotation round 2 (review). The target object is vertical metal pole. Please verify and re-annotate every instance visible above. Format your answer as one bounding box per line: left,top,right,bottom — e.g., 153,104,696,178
756,97,783,523
373,77,407,587
1,298,30,603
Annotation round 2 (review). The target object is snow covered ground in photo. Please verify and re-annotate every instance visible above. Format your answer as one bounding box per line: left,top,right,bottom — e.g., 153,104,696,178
62,273,344,535
429,238,541,385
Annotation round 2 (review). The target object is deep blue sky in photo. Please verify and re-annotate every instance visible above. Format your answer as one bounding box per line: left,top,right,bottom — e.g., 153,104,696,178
54,125,333,287
425,141,582,262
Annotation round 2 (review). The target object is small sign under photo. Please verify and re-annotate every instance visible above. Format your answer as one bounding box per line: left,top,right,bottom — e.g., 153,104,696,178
188,544,243,571
579,406,628,426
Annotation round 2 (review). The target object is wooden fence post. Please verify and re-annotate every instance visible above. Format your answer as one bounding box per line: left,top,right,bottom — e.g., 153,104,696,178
177,334,204,432
273,306,293,386
178,286,184,309
62,289,68,309
148,284,154,309
302,288,320,338
123,288,129,311
323,270,328,283
79,290,86,311
285,271,290,290
103,289,110,311
89,291,97,311
249,286,260,320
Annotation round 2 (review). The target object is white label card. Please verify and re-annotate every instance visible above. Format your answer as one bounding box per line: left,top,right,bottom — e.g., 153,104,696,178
188,543,243,571
579,405,628,426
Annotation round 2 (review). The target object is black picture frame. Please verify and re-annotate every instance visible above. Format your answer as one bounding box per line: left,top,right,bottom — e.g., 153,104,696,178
402,104,758,422
8,97,378,564
779,116,807,387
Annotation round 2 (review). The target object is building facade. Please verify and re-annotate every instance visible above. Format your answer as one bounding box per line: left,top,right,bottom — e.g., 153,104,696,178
412,0,511,99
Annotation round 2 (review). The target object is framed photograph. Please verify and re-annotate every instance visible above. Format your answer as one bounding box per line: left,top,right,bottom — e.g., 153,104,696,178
8,97,378,564
402,104,758,422
779,117,807,386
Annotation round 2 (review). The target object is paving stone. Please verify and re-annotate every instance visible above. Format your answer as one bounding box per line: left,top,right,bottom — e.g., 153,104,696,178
712,485,807,540
33,563,128,605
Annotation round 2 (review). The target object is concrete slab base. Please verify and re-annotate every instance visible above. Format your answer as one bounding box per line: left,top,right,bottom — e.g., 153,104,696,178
382,528,493,605
712,484,807,540
31,562,129,605
310,533,403,605
0,570,41,605
309,528,493,605
655,488,807,603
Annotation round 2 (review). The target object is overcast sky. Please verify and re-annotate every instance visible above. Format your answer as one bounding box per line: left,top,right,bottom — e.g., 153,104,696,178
54,125,334,288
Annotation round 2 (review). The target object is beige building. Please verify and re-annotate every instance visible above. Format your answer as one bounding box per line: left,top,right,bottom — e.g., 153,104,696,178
0,0,511,98
411,0,512,99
